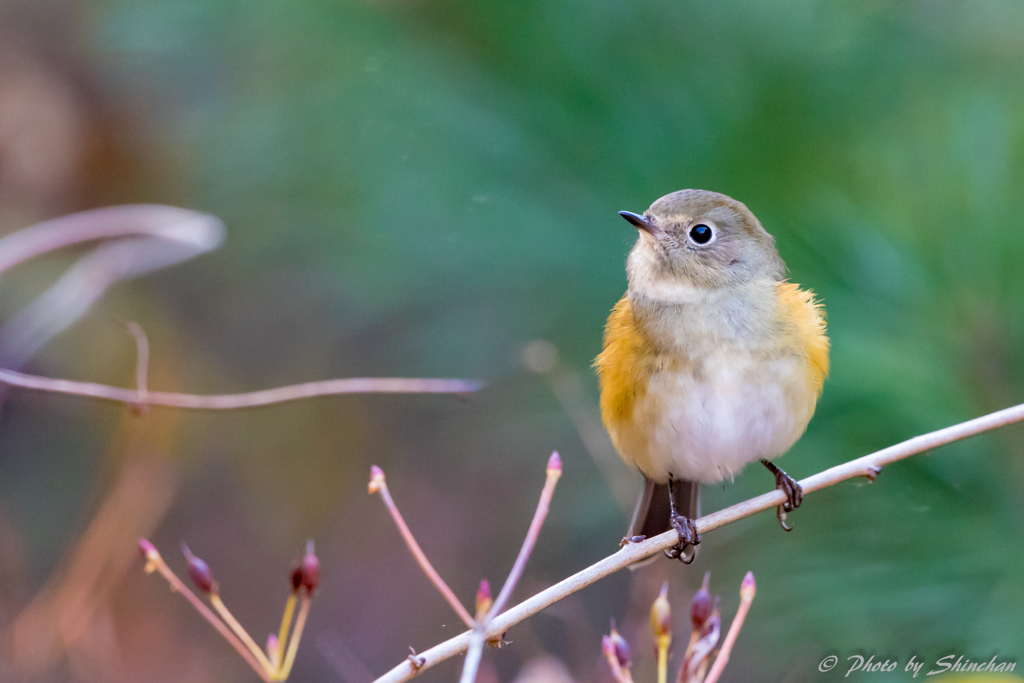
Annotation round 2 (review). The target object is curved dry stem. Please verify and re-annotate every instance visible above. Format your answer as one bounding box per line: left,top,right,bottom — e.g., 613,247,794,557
373,400,1024,683
0,206,223,370
370,474,477,629
0,368,482,409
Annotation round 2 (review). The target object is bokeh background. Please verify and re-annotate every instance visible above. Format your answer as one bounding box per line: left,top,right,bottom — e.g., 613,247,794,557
1,0,1023,681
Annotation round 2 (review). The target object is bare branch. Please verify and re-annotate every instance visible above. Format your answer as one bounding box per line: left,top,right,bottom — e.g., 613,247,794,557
372,400,1024,683
0,367,482,409
368,467,477,629
487,452,561,619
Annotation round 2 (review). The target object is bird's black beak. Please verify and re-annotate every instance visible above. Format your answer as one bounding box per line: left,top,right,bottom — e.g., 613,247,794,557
619,210,660,235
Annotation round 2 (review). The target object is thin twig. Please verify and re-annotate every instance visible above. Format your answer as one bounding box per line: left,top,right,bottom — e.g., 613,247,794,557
210,594,276,673
140,545,271,682
457,453,563,683
126,323,149,396
122,321,151,414
277,594,312,680
372,400,1024,683
368,467,477,629
458,630,486,683
487,452,561,619
703,573,755,683
276,594,298,669
0,367,482,409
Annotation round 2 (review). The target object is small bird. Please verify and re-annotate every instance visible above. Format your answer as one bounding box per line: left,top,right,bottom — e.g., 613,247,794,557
595,189,828,563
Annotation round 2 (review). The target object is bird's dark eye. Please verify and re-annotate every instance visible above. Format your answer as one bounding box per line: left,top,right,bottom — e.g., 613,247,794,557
689,224,713,244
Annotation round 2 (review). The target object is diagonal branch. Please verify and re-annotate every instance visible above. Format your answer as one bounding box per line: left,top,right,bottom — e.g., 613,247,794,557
487,452,561,619
368,467,477,628
372,400,1024,683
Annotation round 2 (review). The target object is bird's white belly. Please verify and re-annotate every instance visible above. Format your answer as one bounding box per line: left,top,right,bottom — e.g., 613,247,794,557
634,354,809,484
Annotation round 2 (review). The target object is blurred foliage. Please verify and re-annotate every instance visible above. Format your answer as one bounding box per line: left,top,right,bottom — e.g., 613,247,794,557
1,0,1023,681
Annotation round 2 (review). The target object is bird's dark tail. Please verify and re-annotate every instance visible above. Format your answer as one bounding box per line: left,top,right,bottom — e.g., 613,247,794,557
627,477,700,568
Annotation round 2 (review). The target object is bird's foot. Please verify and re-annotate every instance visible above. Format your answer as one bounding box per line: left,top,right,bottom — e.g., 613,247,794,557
761,459,803,531
664,513,700,564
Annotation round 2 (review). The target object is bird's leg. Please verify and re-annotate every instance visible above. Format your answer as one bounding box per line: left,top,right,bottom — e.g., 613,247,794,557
664,478,700,564
761,459,803,531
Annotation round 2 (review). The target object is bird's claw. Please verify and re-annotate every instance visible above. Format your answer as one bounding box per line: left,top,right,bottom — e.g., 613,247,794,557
664,513,699,563
761,459,803,532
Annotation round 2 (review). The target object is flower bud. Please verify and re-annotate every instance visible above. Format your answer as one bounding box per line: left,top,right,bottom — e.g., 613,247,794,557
691,571,712,630
139,538,160,573
650,581,671,640
601,635,615,660
181,544,215,594
546,451,562,475
476,579,493,618
740,571,756,602
368,465,385,494
139,538,158,560
298,540,320,593
607,620,632,669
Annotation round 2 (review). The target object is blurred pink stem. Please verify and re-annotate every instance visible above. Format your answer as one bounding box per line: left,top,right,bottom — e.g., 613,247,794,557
703,574,755,683
0,367,481,408
487,452,562,619
0,205,223,276
369,469,476,629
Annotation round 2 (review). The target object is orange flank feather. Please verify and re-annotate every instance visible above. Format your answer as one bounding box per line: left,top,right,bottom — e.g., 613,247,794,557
594,296,650,467
775,281,829,396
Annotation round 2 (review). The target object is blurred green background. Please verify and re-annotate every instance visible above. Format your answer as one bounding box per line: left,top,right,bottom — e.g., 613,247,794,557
0,0,1022,681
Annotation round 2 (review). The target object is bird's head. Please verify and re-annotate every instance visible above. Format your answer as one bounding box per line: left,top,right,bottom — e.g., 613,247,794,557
621,189,784,302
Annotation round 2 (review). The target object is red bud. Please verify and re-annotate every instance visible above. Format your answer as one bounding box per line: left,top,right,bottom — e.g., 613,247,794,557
298,540,320,593
608,620,632,668
691,571,712,630
181,544,215,594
